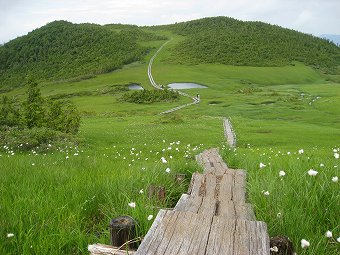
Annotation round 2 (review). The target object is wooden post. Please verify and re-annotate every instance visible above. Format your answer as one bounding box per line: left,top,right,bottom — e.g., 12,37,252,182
147,185,166,201
109,216,136,249
175,173,186,183
270,236,295,255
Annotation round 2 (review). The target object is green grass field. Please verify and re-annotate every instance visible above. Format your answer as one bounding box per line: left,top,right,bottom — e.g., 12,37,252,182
1,37,339,254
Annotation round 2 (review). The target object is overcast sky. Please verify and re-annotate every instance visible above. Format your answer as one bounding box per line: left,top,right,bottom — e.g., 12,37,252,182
1,0,339,44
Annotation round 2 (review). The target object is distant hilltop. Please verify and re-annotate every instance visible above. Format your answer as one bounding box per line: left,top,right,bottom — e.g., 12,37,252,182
320,34,340,46
1,17,339,89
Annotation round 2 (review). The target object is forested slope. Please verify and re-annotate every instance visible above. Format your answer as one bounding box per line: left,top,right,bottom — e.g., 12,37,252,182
160,17,340,74
0,21,164,89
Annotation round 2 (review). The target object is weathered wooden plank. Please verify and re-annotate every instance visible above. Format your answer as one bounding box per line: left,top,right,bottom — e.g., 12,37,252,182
88,244,136,255
187,172,204,196
197,196,217,217
218,171,234,201
185,213,213,255
175,194,203,213
233,170,247,203
204,174,217,198
206,216,234,254
234,220,270,255
154,211,182,254
135,210,168,254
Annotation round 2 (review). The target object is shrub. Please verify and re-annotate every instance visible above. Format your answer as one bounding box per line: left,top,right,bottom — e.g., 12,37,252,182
121,89,179,104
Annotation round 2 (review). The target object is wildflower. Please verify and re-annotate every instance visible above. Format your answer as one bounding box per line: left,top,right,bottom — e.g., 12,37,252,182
7,233,14,238
147,215,153,221
301,239,310,248
334,153,339,159
139,189,144,194
332,176,338,182
298,149,304,154
165,167,171,173
259,163,266,169
262,191,270,196
66,156,69,159
277,212,282,218
337,237,340,243
32,163,35,166
307,169,318,176
320,163,324,167
128,202,136,208
270,246,278,252
161,157,167,164
279,170,286,177
333,149,338,152
325,230,332,238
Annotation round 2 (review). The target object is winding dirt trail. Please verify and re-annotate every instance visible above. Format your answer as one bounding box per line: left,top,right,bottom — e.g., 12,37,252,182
147,40,200,114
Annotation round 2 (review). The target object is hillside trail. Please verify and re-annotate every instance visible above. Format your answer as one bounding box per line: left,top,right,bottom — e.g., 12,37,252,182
148,40,200,114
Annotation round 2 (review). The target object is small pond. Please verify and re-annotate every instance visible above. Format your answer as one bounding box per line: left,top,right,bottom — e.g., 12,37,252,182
128,84,144,90
168,83,208,90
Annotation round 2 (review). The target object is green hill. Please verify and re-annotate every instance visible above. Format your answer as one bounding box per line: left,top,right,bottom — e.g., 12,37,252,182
1,17,340,91
0,21,164,89
160,17,340,73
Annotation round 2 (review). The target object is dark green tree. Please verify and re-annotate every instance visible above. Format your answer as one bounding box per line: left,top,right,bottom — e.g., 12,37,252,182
61,102,81,134
0,96,20,126
47,100,64,131
23,78,45,128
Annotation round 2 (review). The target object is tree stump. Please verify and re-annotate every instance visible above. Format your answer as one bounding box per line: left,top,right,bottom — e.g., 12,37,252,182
147,185,166,201
175,173,186,183
109,216,137,249
270,236,295,255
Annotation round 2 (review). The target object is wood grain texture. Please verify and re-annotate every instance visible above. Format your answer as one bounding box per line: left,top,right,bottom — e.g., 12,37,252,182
134,148,269,255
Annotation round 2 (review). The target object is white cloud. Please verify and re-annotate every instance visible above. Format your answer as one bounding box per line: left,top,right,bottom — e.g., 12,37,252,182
1,0,339,44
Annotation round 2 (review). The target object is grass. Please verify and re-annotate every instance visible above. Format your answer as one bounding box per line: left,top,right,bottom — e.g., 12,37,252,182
222,145,339,254
1,34,340,254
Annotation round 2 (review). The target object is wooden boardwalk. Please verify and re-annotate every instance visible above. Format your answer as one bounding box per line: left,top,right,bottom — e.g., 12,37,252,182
147,40,200,115
223,118,236,147
136,148,270,255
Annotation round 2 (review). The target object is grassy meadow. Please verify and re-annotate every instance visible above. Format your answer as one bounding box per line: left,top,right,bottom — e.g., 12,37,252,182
1,36,339,254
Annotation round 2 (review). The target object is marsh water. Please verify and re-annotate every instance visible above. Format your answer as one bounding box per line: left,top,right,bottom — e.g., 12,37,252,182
128,84,144,90
168,83,207,89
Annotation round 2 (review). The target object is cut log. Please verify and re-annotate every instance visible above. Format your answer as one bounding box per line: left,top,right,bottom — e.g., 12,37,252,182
109,216,137,249
88,243,136,255
147,185,166,201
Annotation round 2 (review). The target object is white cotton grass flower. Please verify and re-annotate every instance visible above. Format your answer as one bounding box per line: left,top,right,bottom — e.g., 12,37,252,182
298,149,304,154
307,169,318,176
270,246,278,252
139,189,144,194
7,233,14,238
301,239,310,248
128,202,136,208
165,167,171,173
147,215,153,221
334,153,339,159
262,191,270,196
259,163,266,169
332,176,338,183
279,170,286,177
325,230,332,238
